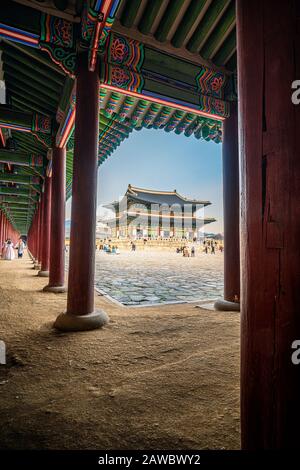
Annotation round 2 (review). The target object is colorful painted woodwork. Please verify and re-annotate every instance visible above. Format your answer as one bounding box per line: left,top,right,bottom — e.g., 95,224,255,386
0,0,237,232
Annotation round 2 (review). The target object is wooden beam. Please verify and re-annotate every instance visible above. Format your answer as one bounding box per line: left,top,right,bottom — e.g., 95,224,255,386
0,172,40,185
112,19,230,73
0,106,52,134
0,150,43,168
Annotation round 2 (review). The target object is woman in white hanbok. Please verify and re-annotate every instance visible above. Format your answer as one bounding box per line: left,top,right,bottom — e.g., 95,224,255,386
3,239,15,260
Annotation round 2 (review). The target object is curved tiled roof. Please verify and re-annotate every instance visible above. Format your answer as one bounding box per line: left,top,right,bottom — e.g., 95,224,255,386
127,184,211,206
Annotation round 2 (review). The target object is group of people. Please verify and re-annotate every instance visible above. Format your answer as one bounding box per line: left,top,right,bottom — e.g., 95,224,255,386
96,242,120,254
203,239,223,254
176,239,224,257
176,246,196,257
1,238,25,260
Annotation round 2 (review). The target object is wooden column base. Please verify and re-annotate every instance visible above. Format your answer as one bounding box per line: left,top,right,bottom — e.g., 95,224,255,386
43,285,66,294
214,299,240,312
38,270,49,278
53,310,109,332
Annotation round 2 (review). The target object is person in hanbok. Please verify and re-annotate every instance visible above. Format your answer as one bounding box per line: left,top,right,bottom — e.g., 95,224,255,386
3,239,15,260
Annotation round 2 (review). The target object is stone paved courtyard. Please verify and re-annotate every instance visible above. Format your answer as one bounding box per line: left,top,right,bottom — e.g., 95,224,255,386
94,248,224,306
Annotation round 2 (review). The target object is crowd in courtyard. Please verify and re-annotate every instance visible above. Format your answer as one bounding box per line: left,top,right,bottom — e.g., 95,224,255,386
95,237,224,257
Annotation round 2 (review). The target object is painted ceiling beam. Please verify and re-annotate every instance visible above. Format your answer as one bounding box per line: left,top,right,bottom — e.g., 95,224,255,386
0,186,38,200
0,196,35,209
4,71,60,105
11,97,52,119
112,18,225,71
13,0,83,22
138,0,164,35
15,168,44,181
7,86,57,115
0,150,44,168
212,27,236,66
13,137,45,160
100,116,133,136
171,0,210,49
30,184,42,194
1,55,63,94
0,106,52,135
13,129,49,155
187,0,230,53
101,83,228,121
0,42,65,82
0,196,36,206
120,0,142,28
155,0,186,43
99,120,132,138
5,207,35,213
0,172,40,185
0,0,75,49
199,1,235,59
100,32,231,118
83,0,122,72
0,41,65,85
56,83,76,148
4,75,58,109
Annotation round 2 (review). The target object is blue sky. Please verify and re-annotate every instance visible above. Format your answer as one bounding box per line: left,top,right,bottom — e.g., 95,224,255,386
67,128,223,233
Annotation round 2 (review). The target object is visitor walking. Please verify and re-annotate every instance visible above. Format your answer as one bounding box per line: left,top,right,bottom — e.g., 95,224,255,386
183,246,190,257
17,238,25,259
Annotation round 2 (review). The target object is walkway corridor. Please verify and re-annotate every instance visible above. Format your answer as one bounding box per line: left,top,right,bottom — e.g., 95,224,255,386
0,254,240,449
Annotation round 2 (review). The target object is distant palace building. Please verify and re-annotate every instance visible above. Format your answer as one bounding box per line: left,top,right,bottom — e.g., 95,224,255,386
102,185,216,239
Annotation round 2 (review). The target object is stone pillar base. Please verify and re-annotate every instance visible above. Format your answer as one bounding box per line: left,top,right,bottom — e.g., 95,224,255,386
43,285,66,294
38,270,49,277
53,310,109,332
214,299,240,312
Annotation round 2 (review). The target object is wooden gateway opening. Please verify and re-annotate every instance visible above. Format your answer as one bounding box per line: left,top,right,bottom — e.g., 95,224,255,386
0,0,299,451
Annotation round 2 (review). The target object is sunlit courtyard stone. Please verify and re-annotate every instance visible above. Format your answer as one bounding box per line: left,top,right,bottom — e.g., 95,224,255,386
92,249,224,306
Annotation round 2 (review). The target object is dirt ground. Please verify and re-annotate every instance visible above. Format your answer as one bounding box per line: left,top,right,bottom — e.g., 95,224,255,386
0,253,240,450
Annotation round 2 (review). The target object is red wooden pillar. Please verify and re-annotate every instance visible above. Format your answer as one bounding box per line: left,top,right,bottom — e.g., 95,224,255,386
3,214,5,246
38,196,44,265
38,176,52,277
29,214,35,260
34,204,41,267
0,212,3,254
54,51,108,331
33,212,38,260
27,225,31,258
0,211,3,249
34,212,38,260
34,206,39,264
44,147,66,293
237,0,300,449
215,102,240,312
4,217,7,242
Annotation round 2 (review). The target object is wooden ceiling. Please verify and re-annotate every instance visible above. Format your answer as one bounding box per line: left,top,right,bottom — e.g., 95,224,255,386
0,0,237,233
114,0,236,71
